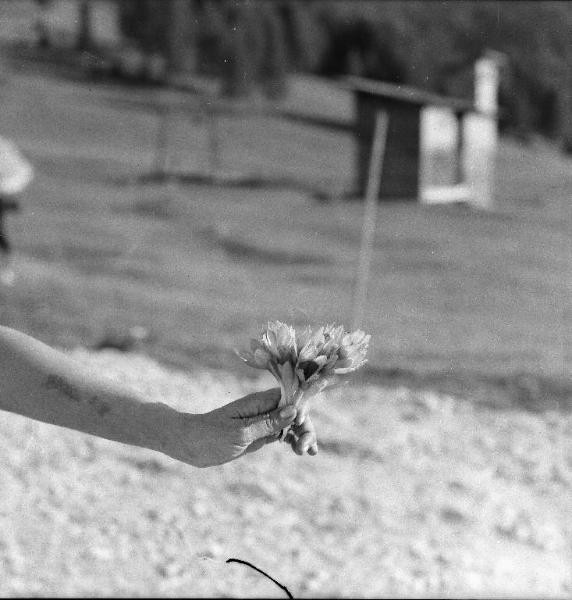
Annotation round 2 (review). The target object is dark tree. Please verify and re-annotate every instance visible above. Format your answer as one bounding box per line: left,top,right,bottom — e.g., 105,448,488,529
257,4,289,98
76,0,92,51
34,0,51,48
219,3,254,97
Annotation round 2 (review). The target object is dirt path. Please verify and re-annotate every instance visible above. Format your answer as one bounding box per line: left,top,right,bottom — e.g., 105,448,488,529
0,348,570,597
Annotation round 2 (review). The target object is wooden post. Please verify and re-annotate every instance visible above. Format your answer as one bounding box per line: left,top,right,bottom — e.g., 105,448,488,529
206,102,221,177
165,0,194,74
351,111,389,330
76,0,92,52
154,96,170,176
454,111,465,185
559,62,572,153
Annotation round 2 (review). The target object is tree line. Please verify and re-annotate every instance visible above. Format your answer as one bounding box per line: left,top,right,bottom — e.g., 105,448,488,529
69,0,572,148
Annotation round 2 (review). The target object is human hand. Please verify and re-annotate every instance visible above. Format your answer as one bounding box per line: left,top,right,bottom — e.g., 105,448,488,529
165,388,319,468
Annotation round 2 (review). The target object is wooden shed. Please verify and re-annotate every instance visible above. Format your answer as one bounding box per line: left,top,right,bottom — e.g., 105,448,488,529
345,76,480,201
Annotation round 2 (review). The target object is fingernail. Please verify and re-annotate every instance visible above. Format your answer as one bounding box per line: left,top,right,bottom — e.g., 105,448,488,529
279,406,296,421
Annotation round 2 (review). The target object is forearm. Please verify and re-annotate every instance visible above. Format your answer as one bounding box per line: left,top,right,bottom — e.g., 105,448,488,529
0,326,180,454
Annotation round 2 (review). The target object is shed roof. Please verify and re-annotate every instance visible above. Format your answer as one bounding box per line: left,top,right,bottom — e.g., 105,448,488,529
343,76,481,115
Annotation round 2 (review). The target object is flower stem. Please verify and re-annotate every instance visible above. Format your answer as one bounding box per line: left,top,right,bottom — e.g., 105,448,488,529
278,387,304,442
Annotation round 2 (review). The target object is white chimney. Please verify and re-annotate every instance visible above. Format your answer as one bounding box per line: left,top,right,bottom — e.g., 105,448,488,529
474,50,504,115
463,51,505,209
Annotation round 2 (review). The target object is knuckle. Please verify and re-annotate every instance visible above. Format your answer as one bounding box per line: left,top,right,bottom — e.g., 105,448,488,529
242,412,278,443
237,426,252,445
263,414,275,432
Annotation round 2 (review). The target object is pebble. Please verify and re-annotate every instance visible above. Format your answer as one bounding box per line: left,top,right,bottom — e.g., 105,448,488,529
439,505,468,524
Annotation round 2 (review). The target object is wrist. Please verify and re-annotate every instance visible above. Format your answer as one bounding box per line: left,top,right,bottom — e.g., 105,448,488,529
146,403,206,467
140,401,184,455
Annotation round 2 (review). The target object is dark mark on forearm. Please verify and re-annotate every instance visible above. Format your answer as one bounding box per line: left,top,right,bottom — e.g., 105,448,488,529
45,374,112,416
88,394,111,417
45,374,81,403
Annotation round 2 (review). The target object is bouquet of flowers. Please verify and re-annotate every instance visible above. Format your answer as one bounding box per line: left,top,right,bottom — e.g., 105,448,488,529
238,321,370,440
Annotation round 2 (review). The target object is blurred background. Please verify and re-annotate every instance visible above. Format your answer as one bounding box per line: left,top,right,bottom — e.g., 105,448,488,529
0,1,570,597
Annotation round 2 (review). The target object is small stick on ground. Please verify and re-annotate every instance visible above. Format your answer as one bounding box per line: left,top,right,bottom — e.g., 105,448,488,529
226,557,294,599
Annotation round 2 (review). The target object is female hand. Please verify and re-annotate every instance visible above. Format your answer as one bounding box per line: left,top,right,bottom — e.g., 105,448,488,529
0,326,319,469
165,388,319,468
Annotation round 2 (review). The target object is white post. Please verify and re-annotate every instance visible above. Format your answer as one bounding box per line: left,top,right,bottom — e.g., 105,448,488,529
475,54,500,116
352,111,389,330
465,51,502,209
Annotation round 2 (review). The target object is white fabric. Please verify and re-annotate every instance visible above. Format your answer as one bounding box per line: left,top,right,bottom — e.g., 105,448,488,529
0,137,33,196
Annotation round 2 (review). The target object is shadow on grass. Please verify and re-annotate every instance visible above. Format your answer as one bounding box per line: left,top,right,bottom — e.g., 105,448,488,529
118,195,179,220
365,364,572,413
216,235,332,267
117,455,176,475
317,438,386,463
116,169,327,196
34,154,136,185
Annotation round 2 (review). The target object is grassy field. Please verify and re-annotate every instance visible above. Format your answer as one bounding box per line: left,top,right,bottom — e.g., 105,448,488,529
0,57,571,410
0,37,571,600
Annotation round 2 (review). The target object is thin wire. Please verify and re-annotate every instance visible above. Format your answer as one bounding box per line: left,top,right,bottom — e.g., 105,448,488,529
226,557,294,599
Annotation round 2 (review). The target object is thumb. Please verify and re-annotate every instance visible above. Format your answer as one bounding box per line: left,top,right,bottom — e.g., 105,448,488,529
294,398,311,426
245,405,297,441
226,388,281,419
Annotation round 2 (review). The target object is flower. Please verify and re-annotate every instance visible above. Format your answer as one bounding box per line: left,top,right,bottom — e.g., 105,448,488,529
237,321,370,441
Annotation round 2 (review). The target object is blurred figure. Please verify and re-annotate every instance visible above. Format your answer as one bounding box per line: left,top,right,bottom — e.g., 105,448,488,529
0,136,33,286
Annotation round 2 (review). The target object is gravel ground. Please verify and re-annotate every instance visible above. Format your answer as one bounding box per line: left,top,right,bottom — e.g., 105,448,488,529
0,348,570,598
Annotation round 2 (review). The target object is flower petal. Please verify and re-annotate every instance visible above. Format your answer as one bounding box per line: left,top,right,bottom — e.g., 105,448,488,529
241,322,369,408
298,342,318,362
296,326,313,352
235,349,266,370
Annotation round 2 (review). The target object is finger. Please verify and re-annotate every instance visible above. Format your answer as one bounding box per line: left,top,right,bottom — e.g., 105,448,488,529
287,432,318,456
282,427,301,454
244,433,280,455
292,414,316,440
284,431,297,449
226,388,281,420
245,405,297,441
289,416,318,455
298,426,313,450
295,430,316,455
294,402,311,426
